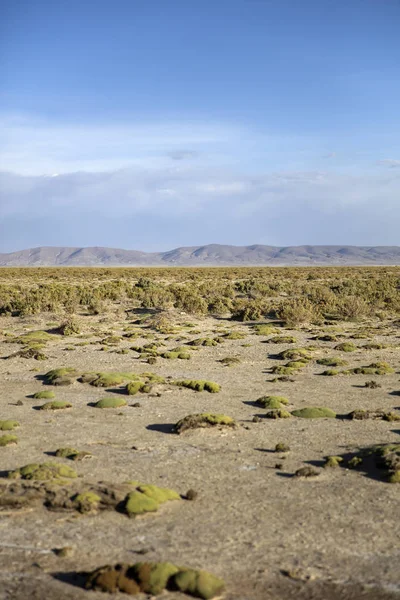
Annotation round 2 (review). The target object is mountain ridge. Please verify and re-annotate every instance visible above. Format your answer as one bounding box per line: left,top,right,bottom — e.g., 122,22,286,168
1,244,400,266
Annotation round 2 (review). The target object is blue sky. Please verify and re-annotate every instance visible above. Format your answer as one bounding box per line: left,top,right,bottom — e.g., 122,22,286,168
1,0,400,251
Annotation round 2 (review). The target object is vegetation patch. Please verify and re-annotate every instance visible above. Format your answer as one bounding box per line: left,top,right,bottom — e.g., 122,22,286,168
15,331,55,345
270,366,296,376
56,318,81,336
314,334,338,342
55,447,92,461
264,409,292,419
321,369,340,376
174,380,221,393
32,390,56,400
294,466,320,478
351,362,395,375
285,360,309,369
219,357,241,366
39,400,72,410
0,434,18,447
223,331,246,340
174,413,235,434
43,367,78,385
123,483,180,517
278,348,312,360
337,443,400,483
275,442,290,452
7,346,48,360
126,381,152,395
362,342,387,350
187,337,219,347
256,395,289,409
161,351,191,360
291,407,337,418
334,342,357,352
73,491,101,513
7,462,78,481
0,420,19,431
85,562,225,599
347,409,400,421
94,398,128,409
324,456,344,468
267,335,297,344
316,357,348,367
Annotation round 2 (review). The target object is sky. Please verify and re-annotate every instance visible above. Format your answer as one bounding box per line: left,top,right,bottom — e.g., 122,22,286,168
1,0,400,252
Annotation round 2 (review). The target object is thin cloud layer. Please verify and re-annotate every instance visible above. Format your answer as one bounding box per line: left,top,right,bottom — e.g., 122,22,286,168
1,166,399,251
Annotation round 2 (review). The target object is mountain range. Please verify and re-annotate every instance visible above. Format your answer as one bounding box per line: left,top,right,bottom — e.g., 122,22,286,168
0,245,400,266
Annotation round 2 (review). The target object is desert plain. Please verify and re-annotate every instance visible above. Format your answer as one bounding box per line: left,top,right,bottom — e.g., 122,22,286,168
0,266,399,600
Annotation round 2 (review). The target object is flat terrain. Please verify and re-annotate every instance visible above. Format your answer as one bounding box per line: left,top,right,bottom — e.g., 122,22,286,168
0,268,399,599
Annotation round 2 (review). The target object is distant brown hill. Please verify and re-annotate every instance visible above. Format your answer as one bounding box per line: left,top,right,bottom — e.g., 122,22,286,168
0,244,400,266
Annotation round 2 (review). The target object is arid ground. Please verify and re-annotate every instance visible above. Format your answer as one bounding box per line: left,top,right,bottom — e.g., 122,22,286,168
0,267,399,599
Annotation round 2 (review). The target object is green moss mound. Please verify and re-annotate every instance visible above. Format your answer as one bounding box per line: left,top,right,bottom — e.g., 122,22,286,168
334,342,357,352
324,456,343,468
43,367,78,385
0,420,19,431
130,562,180,594
351,362,395,375
174,413,235,434
264,409,292,419
188,337,218,347
268,335,297,344
55,447,92,461
253,324,280,336
32,390,56,399
223,331,245,340
285,360,309,369
124,491,159,515
317,357,348,367
10,347,48,360
252,324,280,336
270,366,296,376
292,407,337,419
321,369,340,376
219,357,241,366
90,374,127,387
337,443,400,483
125,381,151,395
175,380,220,393
278,348,312,360
94,397,128,409
256,395,289,409
0,434,18,447
137,484,180,504
275,442,290,452
73,491,101,513
17,331,55,345
123,482,180,517
8,462,77,481
347,409,400,421
39,401,72,410
85,562,224,598
164,350,191,360
362,342,387,350
173,568,225,599
314,334,338,342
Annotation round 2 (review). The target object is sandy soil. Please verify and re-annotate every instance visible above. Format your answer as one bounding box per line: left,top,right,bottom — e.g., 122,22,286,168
0,312,399,600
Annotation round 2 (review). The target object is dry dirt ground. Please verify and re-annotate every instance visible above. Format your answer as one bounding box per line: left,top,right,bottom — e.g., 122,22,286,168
0,311,399,600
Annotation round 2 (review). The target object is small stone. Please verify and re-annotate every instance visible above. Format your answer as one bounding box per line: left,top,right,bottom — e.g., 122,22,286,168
53,546,74,558
185,489,198,501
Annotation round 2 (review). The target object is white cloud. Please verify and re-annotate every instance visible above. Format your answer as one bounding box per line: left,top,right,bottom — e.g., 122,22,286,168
1,166,399,220
377,159,400,168
0,113,244,175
